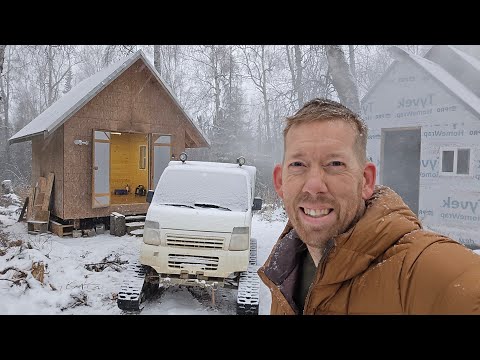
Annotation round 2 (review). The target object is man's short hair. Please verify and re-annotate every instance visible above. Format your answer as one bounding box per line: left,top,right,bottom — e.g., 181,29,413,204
284,98,368,164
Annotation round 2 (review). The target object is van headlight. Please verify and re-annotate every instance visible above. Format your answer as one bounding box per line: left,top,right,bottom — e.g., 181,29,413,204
229,227,249,251
143,220,161,245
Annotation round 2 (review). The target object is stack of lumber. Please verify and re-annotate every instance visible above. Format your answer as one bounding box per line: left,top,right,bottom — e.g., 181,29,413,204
26,173,54,235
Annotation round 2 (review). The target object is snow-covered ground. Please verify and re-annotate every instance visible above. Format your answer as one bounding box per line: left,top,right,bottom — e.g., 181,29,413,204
2,192,479,315
0,193,287,315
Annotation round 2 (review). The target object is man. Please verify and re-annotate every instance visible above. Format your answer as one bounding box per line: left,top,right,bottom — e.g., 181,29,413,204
257,98,480,315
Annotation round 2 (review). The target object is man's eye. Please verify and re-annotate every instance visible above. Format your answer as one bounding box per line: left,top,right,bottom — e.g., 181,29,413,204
290,161,304,167
330,161,344,167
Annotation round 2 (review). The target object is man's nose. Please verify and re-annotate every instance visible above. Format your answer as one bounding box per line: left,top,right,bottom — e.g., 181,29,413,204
302,167,328,195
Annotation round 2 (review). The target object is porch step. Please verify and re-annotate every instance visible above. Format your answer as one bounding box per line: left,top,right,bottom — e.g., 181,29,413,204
130,229,144,237
125,214,146,236
111,212,146,237
125,215,146,222
126,221,145,234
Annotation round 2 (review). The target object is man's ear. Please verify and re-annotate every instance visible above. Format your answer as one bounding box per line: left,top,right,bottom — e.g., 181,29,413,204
362,162,376,200
273,164,284,199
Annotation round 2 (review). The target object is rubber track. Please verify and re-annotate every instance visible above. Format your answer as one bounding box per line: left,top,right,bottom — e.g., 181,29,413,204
236,239,260,315
117,262,147,312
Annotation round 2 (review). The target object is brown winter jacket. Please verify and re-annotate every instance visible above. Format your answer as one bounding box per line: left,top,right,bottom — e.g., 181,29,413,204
258,185,480,314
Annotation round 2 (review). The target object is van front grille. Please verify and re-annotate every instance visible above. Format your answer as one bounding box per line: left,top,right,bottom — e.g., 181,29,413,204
166,234,225,249
167,254,219,271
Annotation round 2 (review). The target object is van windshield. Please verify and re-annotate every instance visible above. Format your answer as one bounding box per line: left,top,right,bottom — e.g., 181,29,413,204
153,168,249,212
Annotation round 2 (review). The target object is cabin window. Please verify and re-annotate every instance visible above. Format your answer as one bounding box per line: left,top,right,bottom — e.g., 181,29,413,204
155,135,171,145
139,145,147,169
440,147,471,176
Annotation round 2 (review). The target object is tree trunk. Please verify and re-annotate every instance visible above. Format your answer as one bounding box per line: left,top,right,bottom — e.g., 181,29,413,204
294,45,304,107
286,46,296,104
47,45,54,106
261,46,271,152
257,113,263,152
0,45,6,120
348,45,357,79
0,45,10,176
286,45,304,108
0,45,5,75
325,45,360,113
154,45,161,75
0,46,8,131
210,46,222,129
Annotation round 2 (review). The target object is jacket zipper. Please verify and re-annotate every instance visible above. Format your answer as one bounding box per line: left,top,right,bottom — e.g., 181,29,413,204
302,239,335,314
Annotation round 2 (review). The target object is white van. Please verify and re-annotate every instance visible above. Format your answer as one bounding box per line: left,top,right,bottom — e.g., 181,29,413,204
118,155,262,314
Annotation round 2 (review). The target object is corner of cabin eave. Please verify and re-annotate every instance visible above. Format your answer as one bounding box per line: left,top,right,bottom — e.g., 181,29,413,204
8,131,46,145
182,116,208,148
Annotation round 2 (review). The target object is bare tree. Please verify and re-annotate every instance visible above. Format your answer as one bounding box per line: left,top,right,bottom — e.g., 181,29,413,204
285,45,304,108
283,45,334,108
198,45,225,132
4,45,80,183
354,46,393,99
103,45,136,67
76,45,111,81
184,45,228,157
325,45,360,113
22,45,79,109
152,45,186,99
0,45,5,76
238,45,276,153
153,45,161,75
184,45,251,162
0,45,6,122
348,45,357,79
0,45,11,177
403,45,431,56
0,45,6,118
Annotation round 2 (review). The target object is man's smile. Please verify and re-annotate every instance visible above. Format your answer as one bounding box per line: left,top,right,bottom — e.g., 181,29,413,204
301,207,332,218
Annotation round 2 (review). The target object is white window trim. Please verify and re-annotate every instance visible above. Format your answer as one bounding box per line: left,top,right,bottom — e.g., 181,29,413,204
439,146,473,177
139,145,147,170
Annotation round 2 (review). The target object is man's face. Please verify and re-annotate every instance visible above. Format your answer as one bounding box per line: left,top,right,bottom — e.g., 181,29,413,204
273,120,376,250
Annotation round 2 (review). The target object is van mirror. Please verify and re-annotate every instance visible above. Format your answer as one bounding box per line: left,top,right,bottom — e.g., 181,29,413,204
146,190,154,203
252,197,263,211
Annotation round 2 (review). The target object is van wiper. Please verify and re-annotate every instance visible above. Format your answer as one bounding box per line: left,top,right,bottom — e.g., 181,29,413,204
160,203,195,209
194,203,231,211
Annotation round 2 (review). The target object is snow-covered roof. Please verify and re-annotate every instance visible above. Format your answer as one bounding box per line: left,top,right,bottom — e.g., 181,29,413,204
155,164,252,212
447,45,480,72
8,50,209,146
385,46,480,118
168,160,257,186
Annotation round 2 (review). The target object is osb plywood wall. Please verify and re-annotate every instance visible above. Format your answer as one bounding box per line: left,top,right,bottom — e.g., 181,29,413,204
61,59,194,220
32,127,64,219
110,133,148,191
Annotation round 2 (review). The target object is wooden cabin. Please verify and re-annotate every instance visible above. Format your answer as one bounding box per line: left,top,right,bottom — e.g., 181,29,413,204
9,50,209,223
